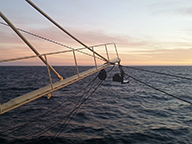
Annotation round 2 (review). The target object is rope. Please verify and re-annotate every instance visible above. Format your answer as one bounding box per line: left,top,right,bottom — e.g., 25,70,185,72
0,21,104,62
54,80,103,138
35,80,99,139
53,68,108,138
125,73,192,105
2,75,98,135
2,96,77,135
106,65,115,73
26,0,108,62
22,73,101,139
123,66,192,81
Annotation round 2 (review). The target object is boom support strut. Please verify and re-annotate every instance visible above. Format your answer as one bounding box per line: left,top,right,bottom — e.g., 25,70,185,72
26,0,108,62
0,11,63,81
0,2,121,114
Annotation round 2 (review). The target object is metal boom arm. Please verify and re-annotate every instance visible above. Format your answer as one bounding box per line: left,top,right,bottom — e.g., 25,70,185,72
26,0,108,62
0,59,119,115
0,4,121,114
0,11,63,81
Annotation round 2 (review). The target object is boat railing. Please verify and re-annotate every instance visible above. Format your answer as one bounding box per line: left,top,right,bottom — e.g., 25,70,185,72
0,42,120,82
0,3,121,114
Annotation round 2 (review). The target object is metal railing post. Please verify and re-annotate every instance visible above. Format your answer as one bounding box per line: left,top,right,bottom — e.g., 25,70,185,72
105,44,110,61
73,50,80,77
92,47,97,69
114,43,120,60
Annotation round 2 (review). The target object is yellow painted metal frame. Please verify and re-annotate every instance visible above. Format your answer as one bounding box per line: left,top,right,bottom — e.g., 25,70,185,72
0,2,121,114
0,58,119,114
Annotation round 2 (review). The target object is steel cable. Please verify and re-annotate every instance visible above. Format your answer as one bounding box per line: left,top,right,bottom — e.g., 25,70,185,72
0,21,104,62
125,73,192,105
123,66,192,81
54,80,103,138
1,74,98,135
22,74,100,139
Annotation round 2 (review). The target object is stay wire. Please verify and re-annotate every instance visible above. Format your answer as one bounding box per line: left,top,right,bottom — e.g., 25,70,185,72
53,76,99,137
0,21,103,61
106,65,115,73
23,89,92,139
24,74,99,139
52,77,100,138
3,86,91,134
3,95,78,135
125,73,192,105
54,67,113,138
56,80,103,138
30,79,100,139
54,80,103,138
123,66,192,81
28,107,76,139
3,75,97,136
31,68,107,139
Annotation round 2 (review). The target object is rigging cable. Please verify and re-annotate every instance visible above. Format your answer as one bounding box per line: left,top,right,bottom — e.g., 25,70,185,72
125,72,192,105
26,0,108,62
54,69,108,138
54,79,103,138
2,96,78,135
0,21,104,62
2,73,99,136
123,66,192,81
31,78,101,139
22,71,104,139
23,78,97,139
106,65,115,73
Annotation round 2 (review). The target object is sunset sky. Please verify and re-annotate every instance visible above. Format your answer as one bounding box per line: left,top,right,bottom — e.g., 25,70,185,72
0,0,192,66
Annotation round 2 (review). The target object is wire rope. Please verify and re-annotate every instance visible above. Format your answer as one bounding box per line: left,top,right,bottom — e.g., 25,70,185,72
2,96,77,135
22,73,100,139
125,72,192,105
106,65,115,73
31,81,99,139
54,80,102,138
123,66,192,81
0,21,104,62
2,74,98,136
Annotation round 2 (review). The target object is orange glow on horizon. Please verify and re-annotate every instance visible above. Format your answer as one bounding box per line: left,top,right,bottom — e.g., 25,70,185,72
0,22,191,66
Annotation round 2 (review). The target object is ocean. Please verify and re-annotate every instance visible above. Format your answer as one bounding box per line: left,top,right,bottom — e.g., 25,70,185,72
0,66,192,144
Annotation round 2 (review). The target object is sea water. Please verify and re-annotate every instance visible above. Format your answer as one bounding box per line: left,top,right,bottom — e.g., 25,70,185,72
0,66,192,144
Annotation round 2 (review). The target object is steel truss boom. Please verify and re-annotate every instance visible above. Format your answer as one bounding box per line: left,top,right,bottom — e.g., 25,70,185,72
0,3,120,114
0,59,119,115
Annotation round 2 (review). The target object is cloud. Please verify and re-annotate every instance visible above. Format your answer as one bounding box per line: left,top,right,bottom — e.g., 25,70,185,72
176,7,192,16
121,47,192,66
1,23,192,66
148,0,192,17
0,22,148,49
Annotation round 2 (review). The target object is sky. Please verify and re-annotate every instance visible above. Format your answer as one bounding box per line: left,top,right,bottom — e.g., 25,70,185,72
0,0,192,66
